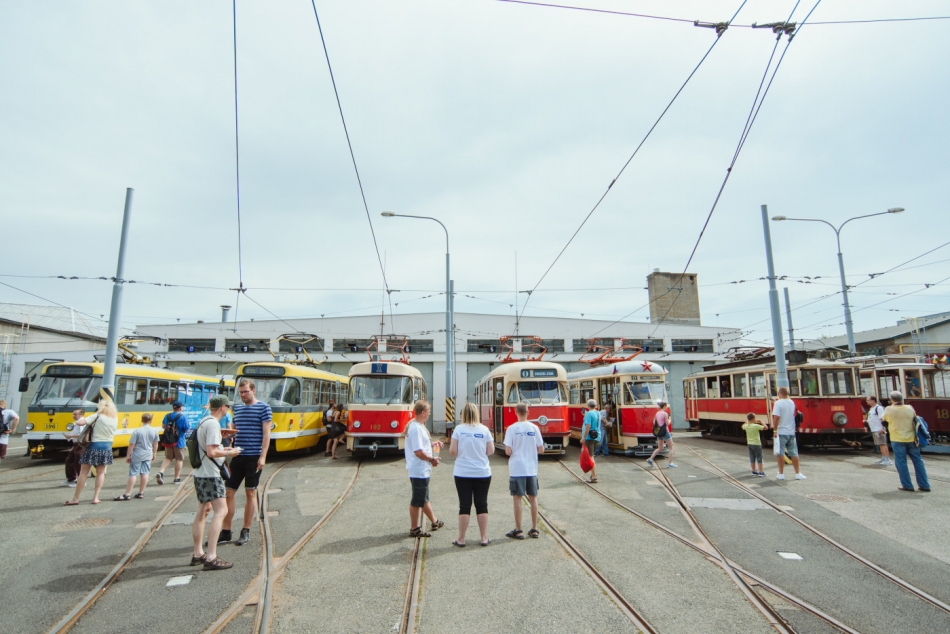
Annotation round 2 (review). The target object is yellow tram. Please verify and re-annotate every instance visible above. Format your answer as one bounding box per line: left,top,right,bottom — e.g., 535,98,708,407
23,362,234,457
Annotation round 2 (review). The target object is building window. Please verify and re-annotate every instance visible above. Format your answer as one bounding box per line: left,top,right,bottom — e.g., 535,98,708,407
467,339,500,353
536,339,564,353
169,339,216,353
672,339,713,353
333,339,377,353
627,338,665,352
278,338,325,354
572,338,615,353
226,339,270,353
859,345,886,356
390,338,433,353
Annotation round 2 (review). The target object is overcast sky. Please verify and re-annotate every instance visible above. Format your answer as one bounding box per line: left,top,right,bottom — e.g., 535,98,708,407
2,0,948,347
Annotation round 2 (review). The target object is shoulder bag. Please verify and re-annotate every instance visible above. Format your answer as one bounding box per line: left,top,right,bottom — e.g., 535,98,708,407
77,414,99,449
195,417,231,480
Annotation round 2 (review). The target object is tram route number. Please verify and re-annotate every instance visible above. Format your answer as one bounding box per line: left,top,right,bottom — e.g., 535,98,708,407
45,423,57,430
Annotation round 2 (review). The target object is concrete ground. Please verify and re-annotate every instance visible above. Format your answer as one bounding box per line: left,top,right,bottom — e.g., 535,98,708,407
2,432,949,633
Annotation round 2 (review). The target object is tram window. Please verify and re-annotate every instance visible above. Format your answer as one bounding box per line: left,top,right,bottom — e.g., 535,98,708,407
569,383,579,405
510,381,563,404
167,382,181,404
413,378,423,401
495,382,504,406
801,370,819,396
904,370,923,398
318,380,331,405
767,375,778,398
693,379,704,398
749,373,766,398
32,375,102,407
301,380,313,405
787,370,800,397
281,379,301,406
876,370,899,402
625,381,666,405
860,373,874,397
705,377,719,398
821,369,855,395
116,377,138,405
149,380,170,405
733,374,747,398
719,376,732,398
928,371,949,398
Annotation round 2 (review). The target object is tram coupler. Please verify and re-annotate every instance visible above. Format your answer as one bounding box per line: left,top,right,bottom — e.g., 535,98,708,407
30,444,45,459
369,442,378,458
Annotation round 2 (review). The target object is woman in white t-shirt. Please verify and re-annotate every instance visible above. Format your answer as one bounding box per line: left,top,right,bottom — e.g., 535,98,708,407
449,402,494,547
64,399,119,506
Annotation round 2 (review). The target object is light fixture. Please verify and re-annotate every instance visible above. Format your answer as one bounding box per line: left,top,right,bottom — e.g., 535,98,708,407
380,212,394,217
772,215,787,221
887,207,905,213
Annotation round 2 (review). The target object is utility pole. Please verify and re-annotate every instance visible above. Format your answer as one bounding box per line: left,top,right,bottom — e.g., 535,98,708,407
101,188,134,402
783,287,795,351
761,205,788,388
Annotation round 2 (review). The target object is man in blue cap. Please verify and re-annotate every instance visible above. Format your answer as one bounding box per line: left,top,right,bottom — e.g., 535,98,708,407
157,400,190,484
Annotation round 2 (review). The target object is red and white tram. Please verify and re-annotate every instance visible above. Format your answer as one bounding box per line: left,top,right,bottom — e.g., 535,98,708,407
684,349,866,447
567,360,670,457
346,341,427,456
474,359,570,455
855,355,950,440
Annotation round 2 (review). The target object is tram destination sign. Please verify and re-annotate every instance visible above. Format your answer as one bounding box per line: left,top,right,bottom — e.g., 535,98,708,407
46,365,94,377
522,369,557,378
241,365,285,377
371,363,388,374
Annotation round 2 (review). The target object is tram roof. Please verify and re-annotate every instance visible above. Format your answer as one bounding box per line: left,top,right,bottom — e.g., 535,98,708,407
40,361,233,383
348,361,422,379
567,360,667,380
475,361,567,384
237,361,348,381
687,357,857,378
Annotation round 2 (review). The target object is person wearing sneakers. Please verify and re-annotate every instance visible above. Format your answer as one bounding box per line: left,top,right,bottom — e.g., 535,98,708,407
866,396,891,465
772,387,805,481
405,400,444,538
221,379,272,547
742,413,768,477
505,402,544,540
156,401,189,485
580,399,601,483
646,401,676,469
191,395,242,571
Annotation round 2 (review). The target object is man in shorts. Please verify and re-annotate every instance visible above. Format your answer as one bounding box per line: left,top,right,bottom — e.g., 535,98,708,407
0,399,20,462
866,395,892,465
156,401,189,484
504,402,544,540
405,400,444,538
220,379,272,546
192,395,242,571
772,387,805,481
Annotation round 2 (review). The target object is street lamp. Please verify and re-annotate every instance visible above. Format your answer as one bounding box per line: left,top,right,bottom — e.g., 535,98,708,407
772,207,904,355
381,212,455,430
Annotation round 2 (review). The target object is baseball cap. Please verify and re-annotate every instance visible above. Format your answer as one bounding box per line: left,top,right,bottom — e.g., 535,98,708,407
171,400,184,409
209,395,232,409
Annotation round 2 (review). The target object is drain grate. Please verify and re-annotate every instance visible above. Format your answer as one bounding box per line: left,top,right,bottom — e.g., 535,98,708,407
55,517,112,531
805,494,852,503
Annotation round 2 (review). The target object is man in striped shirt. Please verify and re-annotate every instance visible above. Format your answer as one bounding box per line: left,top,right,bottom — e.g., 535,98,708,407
220,379,272,546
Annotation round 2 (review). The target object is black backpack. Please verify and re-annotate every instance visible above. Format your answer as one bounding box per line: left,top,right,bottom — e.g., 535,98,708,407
794,410,804,428
0,409,9,434
160,413,181,445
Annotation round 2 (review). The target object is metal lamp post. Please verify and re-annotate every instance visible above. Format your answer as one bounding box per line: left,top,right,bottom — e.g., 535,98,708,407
772,207,904,356
381,212,455,430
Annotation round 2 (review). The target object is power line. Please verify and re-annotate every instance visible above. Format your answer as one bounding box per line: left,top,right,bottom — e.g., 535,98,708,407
518,0,750,320
308,0,394,334
231,0,245,303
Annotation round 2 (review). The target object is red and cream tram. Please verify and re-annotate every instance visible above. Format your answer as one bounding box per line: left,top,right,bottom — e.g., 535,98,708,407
346,341,427,456
854,355,950,440
567,360,670,456
473,357,570,454
684,349,866,447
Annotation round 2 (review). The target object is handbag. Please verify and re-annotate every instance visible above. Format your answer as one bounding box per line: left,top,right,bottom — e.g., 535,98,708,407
196,418,232,481
77,414,99,449
652,415,667,438
915,416,931,448
579,444,594,473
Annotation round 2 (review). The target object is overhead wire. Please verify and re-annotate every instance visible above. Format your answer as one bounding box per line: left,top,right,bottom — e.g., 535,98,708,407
517,0,750,322
231,0,246,330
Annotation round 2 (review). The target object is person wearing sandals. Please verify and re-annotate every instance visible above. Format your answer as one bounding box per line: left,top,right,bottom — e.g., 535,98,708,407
580,399,601,483
327,403,346,459
115,413,160,501
450,402,494,547
192,395,243,571
883,390,931,493
64,399,118,506
405,400,444,538
505,402,544,540
646,401,677,469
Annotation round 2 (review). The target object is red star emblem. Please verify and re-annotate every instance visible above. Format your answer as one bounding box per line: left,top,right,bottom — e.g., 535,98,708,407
640,362,652,371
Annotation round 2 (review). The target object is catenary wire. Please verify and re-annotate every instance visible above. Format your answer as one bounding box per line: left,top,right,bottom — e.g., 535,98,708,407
231,0,245,327
518,0,750,322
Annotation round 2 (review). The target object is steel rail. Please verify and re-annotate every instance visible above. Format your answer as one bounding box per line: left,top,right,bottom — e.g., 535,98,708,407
48,479,196,633
206,460,362,634
532,499,660,633
684,446,950,616
399,535,425,634
559,460,861,634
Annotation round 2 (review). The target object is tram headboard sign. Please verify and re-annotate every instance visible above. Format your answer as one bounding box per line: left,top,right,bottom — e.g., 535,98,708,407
46,365,94,377
371,363,388,374
522,369,557,378
242,366,285,377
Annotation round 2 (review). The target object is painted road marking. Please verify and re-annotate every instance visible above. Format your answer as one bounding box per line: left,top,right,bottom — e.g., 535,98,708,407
166,575,193,587
778,552,803,560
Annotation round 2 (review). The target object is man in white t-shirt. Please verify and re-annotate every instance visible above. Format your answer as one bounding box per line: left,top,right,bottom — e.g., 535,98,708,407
866,395,891,465
0,399,20,462
772,387,805,481
504,402,544,540
404,400,444,538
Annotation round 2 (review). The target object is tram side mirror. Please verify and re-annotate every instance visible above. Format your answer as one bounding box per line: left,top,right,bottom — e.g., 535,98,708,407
18,377,30,392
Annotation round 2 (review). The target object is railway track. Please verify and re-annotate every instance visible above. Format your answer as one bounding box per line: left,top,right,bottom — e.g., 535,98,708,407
399,534,425,634
683,446,950,617
559,460,861,634
0,466,62,485
48,478,197,633
206,459,361,634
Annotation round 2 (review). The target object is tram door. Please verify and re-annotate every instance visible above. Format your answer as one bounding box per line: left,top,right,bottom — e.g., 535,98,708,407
598,378,620,445
493,378,505,441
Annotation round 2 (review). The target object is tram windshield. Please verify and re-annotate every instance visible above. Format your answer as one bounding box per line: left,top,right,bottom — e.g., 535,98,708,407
624,381,667,405
349,376,413,405
31,376,102,408
507,381,566,404
244,378,300,407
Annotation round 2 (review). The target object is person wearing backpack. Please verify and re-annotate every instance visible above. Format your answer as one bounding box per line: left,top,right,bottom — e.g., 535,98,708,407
883,390,930,492
191,395,242,571
646,400,676,469
156,401,190,485
0,399,20,462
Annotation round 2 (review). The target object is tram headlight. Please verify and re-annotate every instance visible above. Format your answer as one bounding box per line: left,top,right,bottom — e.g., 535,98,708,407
353,421,361,429
391,421,398,429
66,423,75,431
538,416,549,426
25,422,34,431
832,412,848,427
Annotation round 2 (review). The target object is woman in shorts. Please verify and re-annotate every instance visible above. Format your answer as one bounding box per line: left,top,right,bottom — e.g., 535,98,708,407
328,403,346,459
647,401,677,468
64,399,119,506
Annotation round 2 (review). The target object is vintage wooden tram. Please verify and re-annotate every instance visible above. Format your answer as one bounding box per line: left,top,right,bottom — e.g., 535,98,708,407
473,338,570,454
854,355,950,440
684,349,866,447
345,338,427,456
